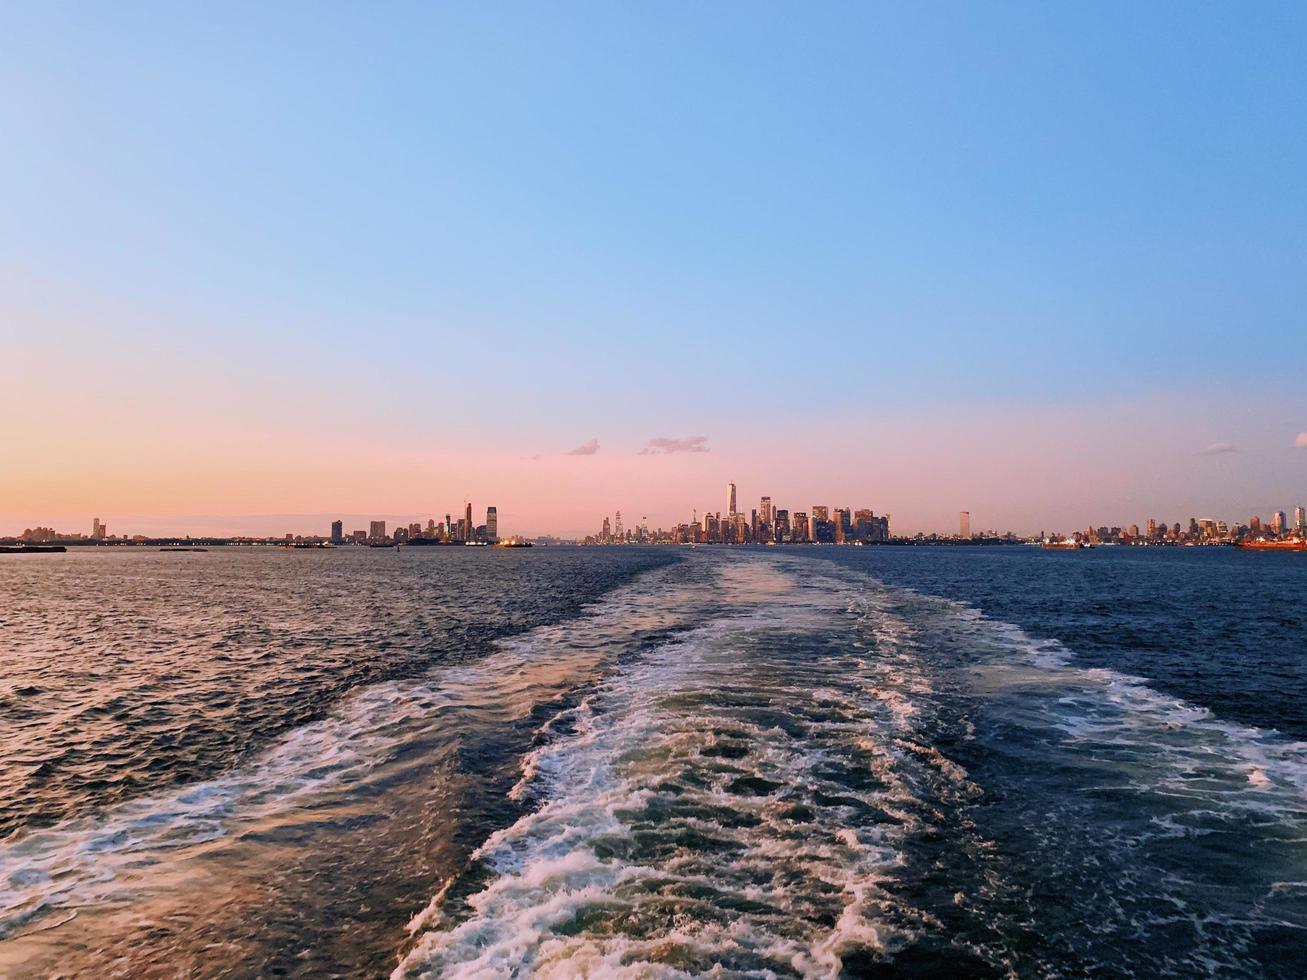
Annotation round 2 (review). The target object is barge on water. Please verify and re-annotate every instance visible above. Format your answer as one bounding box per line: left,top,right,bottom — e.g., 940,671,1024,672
1236,538,1307,552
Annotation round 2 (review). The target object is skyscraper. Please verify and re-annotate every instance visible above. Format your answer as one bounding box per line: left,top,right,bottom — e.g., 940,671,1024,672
486,506,498,542
726,483,737,517
330,519,344,544
792,512,810,543
810,505,830,544
960,511,971,538
91,517,104,539
369,520,386,542
465,501,473,541
759,496,772,526
774,509,790,542
1295,506,1306,532
1271,511,1287,534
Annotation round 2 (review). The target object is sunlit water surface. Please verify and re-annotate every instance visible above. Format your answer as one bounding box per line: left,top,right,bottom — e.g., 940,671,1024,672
2,546,1304,977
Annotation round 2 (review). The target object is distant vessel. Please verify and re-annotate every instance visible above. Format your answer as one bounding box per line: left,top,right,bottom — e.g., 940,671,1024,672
1236,539,1307,552
160,547,208,552
1041,540,1087,550
0,544,66,554
497,539,533,548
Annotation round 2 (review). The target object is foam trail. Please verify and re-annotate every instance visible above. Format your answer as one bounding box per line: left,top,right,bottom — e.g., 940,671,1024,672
0,563,702,945
396,559,966,978
400,552,1307,978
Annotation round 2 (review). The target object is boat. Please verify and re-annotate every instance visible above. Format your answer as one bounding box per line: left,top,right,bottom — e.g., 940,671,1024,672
1041,540,1086,550
1236,538,1307,552
0,544,67,554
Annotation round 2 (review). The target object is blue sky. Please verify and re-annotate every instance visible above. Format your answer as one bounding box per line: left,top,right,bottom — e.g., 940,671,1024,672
3,3,1306,534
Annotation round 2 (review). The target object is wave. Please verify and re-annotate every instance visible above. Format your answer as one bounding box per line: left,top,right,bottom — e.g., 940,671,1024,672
398,552,1307,977
395,559,986,977
0,562,703,947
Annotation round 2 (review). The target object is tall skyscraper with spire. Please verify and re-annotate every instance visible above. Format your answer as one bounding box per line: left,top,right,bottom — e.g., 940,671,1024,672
726,482,737,517
465,501,473,541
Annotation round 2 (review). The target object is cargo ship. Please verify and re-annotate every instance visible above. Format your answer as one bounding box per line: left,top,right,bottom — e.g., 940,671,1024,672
0,544,67,554
1236,538,1307,552
1041,540,1087,550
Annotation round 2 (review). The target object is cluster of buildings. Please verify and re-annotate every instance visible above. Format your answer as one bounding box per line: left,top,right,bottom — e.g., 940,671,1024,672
9,501,1304,549
582,483,891,546
18,518,111,543
11,509,507,547
330,504,499,545
1047,505,1307,546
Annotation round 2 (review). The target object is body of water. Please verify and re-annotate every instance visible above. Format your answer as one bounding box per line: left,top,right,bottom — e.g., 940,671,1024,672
1,546,1304,976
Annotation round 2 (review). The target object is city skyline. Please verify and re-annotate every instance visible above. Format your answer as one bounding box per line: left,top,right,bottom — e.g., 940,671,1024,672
9,489,1306,546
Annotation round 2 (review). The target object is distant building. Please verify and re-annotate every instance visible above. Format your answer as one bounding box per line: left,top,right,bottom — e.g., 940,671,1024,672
959,511,971,539
726,483,737,517
1271,511,1288,534
1296,506,1306,532
464,502,473,541
92,518,106,540
793,511,810,542
834,508,851,544
759,496,772,526
774,509,790,541
330,520,344,544
369,520,386,542
486,506,498,542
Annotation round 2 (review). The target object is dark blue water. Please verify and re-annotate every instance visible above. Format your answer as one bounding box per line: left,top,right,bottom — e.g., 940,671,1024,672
2,546,1304,977
822,545,1307,739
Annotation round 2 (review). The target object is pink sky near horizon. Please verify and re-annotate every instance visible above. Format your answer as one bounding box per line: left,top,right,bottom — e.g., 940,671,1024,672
5,391,1305,539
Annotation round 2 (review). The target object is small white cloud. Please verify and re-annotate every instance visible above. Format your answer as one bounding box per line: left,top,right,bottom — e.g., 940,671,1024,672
1198,441,1237,456
1296,432,1307,448
565,439,600,456
640,435,710,455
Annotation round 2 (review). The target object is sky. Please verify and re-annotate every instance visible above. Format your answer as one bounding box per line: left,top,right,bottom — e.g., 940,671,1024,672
3,2,1306,537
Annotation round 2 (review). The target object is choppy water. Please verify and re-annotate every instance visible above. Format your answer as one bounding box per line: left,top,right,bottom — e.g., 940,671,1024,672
2,546,1305,976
